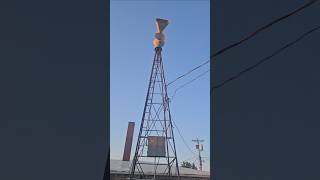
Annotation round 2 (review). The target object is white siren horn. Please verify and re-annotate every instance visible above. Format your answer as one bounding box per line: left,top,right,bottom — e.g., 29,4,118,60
153,18,169,48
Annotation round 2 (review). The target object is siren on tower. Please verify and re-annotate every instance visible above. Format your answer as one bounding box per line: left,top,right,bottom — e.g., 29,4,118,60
129,18,180,179
153,18,169,48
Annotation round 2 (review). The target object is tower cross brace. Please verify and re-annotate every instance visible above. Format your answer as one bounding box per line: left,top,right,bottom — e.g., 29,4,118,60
129,47,180,179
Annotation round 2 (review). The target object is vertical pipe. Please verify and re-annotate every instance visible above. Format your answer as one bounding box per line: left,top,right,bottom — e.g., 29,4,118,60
123,122,135,161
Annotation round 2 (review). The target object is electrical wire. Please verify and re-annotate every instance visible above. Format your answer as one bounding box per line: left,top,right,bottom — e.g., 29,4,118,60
170,24,320,91
168,26,320,167
167,60,209,86
166,0,319,86
211,0,319,59
170,70,210,101
164,1,320,170
171,119,197,156
213,25,320,89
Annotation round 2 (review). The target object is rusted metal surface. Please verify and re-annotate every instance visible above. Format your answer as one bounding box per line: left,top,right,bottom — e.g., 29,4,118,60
147,136,166,157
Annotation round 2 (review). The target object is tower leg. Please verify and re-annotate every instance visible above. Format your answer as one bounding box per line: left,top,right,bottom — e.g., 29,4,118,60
129,47,180,179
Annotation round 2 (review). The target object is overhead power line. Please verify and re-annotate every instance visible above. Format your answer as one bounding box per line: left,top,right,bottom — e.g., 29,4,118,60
169,24,320,93
213,25,320,89
170,70,210,101
210,0,319,59
171,119,197,156
167,61,209,86
166,0,319,86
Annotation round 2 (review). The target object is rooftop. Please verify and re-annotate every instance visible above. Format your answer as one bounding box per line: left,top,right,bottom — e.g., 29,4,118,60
110,159,210,177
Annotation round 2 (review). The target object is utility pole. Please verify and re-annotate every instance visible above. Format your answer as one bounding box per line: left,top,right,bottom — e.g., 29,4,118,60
192,138,204,171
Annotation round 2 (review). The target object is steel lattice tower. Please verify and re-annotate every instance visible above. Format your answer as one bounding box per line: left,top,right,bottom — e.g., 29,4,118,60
129,18,180,180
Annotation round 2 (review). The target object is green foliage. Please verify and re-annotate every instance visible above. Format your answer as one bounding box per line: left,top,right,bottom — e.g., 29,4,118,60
181,161,198,170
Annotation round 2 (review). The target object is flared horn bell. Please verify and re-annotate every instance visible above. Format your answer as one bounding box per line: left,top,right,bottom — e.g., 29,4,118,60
156,18,169,33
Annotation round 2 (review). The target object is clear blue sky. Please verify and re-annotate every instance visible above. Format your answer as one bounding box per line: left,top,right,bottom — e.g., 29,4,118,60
110,0,210,171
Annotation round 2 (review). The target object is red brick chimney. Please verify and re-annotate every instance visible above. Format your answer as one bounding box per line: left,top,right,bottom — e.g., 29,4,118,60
122,122,135,161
